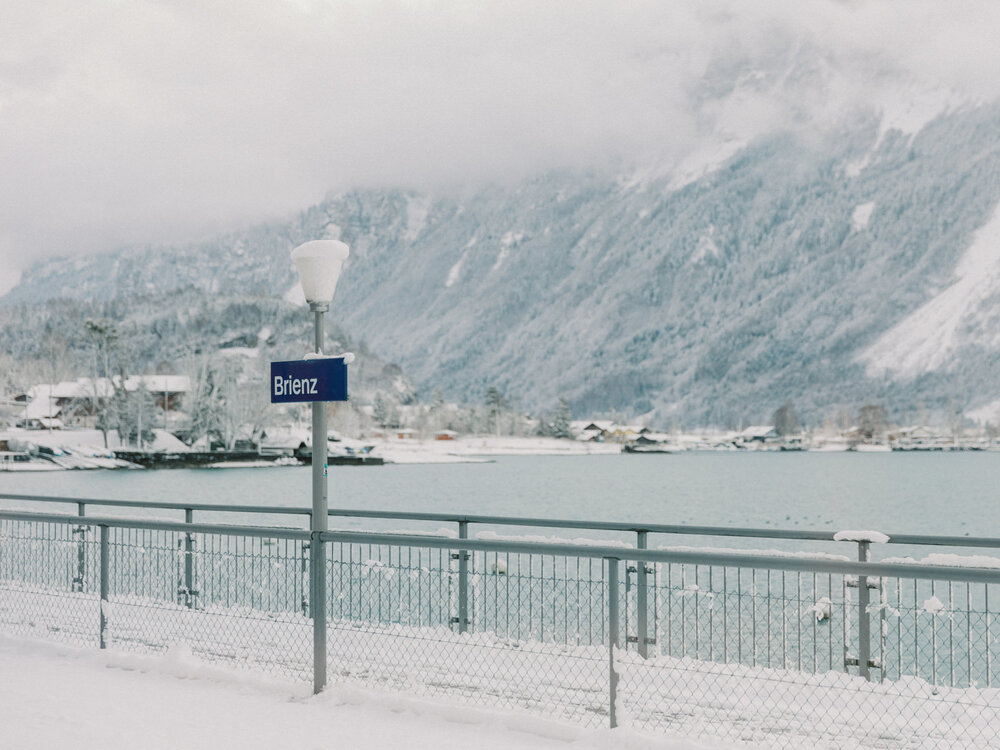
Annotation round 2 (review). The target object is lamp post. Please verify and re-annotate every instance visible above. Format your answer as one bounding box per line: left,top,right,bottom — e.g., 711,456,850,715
290,239,350,694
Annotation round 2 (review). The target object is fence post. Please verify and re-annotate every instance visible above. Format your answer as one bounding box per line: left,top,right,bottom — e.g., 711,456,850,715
183,508,195,608
301,540,311,617
73,502,86,593
608,557,620,729
857,540,871,681
99,524,109,649
311,532,327,694
636,530,648,658
457,520,469,634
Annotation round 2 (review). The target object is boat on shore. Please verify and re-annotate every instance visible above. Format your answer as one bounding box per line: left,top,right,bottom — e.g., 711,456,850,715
851,443,892,453
623,443,673,454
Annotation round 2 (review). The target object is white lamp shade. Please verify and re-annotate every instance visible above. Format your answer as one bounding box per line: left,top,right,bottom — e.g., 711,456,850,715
291,240,350,304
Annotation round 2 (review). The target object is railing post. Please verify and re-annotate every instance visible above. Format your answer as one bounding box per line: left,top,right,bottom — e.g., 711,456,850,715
99,524,109,649
608,557,620,729
311,531,327,694
73,502,86,593
183,508,195,608
301,540,311,617
636,530,649,658
458,520,469,634
857,540,871,681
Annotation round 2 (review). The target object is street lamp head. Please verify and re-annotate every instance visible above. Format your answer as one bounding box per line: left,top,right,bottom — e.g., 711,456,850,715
290,240,350,307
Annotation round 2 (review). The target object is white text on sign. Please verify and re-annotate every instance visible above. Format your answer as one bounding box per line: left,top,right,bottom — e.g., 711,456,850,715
273,375,319,397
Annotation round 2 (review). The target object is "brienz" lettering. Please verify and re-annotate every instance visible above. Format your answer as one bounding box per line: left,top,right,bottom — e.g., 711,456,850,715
272,375,319,397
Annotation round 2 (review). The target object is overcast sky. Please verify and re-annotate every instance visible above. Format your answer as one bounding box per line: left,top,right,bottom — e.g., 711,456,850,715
2,0,998,294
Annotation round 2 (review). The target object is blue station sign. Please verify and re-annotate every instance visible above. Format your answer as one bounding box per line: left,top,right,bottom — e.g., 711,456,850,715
270,358,348,403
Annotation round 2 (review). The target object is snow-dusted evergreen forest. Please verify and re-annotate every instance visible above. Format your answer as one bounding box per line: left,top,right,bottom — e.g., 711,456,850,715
0,290,420,446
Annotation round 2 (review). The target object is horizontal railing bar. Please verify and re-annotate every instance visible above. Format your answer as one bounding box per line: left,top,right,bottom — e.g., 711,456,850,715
0,493,312,517
327,509,839,540
0,510,310,541
881,533,1000,548
4,492,1000,551
3,508,999,584
316,529,1000,585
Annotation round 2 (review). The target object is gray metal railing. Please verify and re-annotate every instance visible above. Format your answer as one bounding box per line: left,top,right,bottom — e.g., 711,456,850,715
4,491,999,656
3,496,1000,747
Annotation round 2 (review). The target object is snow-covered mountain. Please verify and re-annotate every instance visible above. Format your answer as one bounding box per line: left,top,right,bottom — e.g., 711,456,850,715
6,98,1000,426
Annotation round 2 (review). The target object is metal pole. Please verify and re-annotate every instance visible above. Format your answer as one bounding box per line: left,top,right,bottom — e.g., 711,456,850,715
310,303,329,695
99,525,109,649
301,540,311,617
857,541,871,681
458,520,469,634
636,530,648,658
74,502,86,593
184,508,195,608
608,557,620,729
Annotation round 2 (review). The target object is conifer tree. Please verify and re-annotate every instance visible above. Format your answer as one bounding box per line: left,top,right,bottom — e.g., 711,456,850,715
551,397,573,439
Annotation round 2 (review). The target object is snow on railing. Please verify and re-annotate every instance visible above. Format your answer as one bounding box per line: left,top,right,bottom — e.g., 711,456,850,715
834,529,890,544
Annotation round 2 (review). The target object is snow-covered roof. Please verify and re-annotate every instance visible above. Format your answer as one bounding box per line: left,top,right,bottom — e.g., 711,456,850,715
894,425,936,438
24,376,191,420
575,420,613,432
24,386,61,419
124,375,190,393
611,424,645,434
52,381,89,399
739,425,776,438
637,432,672,442
28,376,190,405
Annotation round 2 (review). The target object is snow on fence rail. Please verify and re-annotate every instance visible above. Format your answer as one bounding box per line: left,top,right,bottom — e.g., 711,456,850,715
2,502,1000,747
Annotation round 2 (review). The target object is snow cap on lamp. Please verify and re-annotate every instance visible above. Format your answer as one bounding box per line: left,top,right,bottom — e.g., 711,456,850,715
291,240,350,305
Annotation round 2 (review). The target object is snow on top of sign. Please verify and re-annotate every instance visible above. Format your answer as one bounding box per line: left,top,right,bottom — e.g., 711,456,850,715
303,351,355,363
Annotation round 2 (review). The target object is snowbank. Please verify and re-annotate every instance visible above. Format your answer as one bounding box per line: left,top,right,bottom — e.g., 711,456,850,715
1,427,189,453
371,435,621,464
0,635,728,750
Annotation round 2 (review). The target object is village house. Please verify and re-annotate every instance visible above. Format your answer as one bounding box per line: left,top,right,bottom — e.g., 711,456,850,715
15,376,190,429
735,425,780,448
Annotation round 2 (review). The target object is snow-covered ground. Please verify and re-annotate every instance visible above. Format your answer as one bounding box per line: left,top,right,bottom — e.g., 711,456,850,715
2,427,188,453
862,202,1000,379
5,579,997,749
0,635,726,750
0,430,620,469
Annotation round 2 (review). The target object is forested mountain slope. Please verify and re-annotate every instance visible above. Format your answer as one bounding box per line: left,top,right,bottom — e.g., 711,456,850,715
7,103,1000,427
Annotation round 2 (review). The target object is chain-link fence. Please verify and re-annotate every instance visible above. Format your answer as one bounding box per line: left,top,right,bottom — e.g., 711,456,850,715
618,560,1000,748
2,507,1000,748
